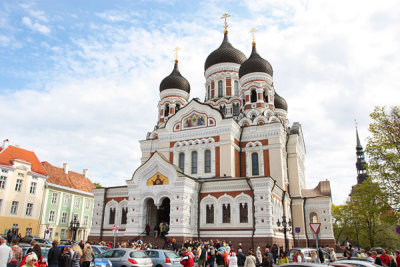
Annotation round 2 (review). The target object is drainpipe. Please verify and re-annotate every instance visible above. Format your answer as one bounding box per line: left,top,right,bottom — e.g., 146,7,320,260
197,181,203,240
245,178,255,249
100,187,108,241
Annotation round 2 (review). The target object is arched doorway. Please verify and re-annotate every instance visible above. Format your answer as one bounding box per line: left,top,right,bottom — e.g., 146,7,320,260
158,198,170,225
145,198,170,231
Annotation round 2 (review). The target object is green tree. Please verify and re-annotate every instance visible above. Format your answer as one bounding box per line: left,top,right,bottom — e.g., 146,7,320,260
332,204,354,244
93,182,102,188
366,106,400,211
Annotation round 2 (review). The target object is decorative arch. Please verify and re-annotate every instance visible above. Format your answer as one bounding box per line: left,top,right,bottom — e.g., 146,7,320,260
235,193,252,225
218,194,234,224
104,200,118,226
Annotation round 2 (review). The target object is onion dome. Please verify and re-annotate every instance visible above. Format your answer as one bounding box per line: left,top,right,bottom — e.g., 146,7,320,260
160,60,190,93
204,32,247,71
274,92,288,111
239,44,273,78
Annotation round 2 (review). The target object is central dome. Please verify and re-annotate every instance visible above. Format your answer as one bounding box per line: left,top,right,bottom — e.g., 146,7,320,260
204,32,247,71
160,61,190,93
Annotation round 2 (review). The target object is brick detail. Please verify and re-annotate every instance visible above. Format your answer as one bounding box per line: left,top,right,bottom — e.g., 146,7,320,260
200,190,253,201
105,197,128,204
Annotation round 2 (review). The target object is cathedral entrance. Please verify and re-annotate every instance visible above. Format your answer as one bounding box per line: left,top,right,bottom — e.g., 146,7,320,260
158,198,170,226
145,197,170,233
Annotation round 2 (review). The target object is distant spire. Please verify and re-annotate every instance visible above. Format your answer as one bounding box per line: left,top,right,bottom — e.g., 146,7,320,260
355,122,369,184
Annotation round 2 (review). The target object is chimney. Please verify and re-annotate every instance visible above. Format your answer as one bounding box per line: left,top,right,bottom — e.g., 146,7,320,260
63,163,69,174
83,169,88,177
2,139,9,150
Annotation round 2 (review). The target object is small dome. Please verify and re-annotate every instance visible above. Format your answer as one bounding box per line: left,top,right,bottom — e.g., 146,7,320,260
239,44,273,78
274,92,288,111
160,61,190,93
204,32,247,71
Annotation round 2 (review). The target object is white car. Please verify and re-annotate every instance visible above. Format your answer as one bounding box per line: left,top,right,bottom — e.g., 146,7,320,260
335,260,381,267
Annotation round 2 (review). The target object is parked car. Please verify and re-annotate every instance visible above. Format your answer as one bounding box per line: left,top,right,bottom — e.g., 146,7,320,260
101,248,152,267
20,235,42,244
59,239,72,245
289,248,331,263
41,247,50,264
280,263,328,267
144,249,182,267
335,260,381,267
92,245,111,258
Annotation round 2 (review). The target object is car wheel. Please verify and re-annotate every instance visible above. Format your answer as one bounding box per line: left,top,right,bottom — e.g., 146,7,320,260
156,265,163,267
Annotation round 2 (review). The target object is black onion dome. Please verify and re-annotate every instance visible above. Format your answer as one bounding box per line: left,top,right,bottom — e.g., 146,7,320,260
160,61,190,93
204,32,247,71
274,92,288,111
239,44,273,78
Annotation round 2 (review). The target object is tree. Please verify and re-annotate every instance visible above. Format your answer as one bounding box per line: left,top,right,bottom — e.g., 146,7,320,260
332,204,354,244
93,182,102,188
366,106,400,211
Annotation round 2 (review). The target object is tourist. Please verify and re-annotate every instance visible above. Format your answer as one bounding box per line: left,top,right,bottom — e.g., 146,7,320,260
389,255,397,267
82,243,95,267
236,249,246,267
366,252,374,263
47,241,60,267
292,251,301,263
395,251,400,267
222,249,229,267
180,248,194,267
329,248,337,262
244,250,256,267
228,252,238,267
6,231,12,245
311,251,319,263
216,251,224,267
31,245,42,266
58,247,72,267
197,245,207,267
154,224,159,238
71,244,82,267
264,248,273,266
0,237,12,267
20,253,37,267
145,224,150,236
278,252,289,265
255,247,262,265
8,240,22,267
261,252,270,267
207,246,216,267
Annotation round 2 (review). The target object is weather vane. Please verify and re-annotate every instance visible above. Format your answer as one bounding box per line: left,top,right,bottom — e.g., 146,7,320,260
173,47,180,63
250,28,257,45
221,13,230,33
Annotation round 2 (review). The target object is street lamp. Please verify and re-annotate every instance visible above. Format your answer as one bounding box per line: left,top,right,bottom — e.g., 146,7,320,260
277,215,292,252
69,217,80,242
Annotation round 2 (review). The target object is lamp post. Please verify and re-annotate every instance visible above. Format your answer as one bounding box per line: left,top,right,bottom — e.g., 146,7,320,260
277,215,292,252
69,217,80,242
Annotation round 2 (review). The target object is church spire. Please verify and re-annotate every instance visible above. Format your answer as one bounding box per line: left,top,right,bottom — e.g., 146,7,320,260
355,125,369,184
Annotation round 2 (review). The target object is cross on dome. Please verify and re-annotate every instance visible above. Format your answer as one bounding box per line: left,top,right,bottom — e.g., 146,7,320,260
250,28,257,46
221,13,230,33
174,47,180,63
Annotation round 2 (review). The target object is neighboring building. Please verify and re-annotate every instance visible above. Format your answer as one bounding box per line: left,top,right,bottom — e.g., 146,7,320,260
40,162,95,241
0,140,48,236
355,128,369,184
89,22,335,248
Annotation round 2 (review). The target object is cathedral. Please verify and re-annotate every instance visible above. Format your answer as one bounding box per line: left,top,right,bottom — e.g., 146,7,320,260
89,19,335,248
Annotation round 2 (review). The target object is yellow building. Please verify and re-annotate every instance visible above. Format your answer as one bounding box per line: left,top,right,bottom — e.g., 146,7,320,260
0,140,47,237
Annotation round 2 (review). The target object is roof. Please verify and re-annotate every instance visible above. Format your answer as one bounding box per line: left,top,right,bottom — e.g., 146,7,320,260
159,61,190,93
0,145,47,175
302,180,331,198
41,161,95,193
239,44,273,78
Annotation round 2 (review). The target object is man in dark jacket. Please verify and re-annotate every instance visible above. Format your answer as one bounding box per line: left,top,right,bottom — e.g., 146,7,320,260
236,249,246,267
47,241,60,267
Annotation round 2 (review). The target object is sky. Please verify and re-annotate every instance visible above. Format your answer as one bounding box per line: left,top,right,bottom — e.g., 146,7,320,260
0,0,399,205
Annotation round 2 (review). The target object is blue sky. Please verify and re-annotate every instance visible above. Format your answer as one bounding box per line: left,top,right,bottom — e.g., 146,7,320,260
1,0,399,204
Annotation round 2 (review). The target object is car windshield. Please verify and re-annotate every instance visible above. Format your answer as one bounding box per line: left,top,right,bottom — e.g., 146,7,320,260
100,247,111,253
130,251,148,258
165,252,180,259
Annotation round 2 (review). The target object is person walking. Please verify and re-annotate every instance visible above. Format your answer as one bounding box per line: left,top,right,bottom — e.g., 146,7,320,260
82,244,95,267
58,247,72,267
329,248,337,262
207,246,216,267
71,244,82,267
389,255,397,267
278,252,289,265
154,224,159,238
228,252,238,267
261,253,270,267
197,245,207,267
255,247,262,266
0,237,12,267
8,240,22,267
311,251,320,263
381,250,390,267
236,249,246,267
180,248,194,267
243,250,256,267
47,241,60,267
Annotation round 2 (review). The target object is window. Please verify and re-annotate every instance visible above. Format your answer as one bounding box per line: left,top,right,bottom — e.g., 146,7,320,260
49,210,56,222
51,193,58,204
220,105,226,115
204,150,211,173
29,182,37,194
252,153,259,176
191,151,197,174
251,90,257,103
233,103,240,116
208,85,211,99
83,215,88,226
310,212,318,223
64,195,70,207
1,169,7,173
121,207,128,225
109,208,115,224
61,212,68,224
164,104,169,117
75,197,81,208
178,152,185,172
26,203,33,216
239,203,248,223
60,229,65,238
176,104,180,112
26,228,32,236
206,204,214,224
218,80,223,97
10,201,19,214
222,203,231,223
0,176,6,189
18,173,24,177
15,179,23,192
85,199,91,209
234,81,239,96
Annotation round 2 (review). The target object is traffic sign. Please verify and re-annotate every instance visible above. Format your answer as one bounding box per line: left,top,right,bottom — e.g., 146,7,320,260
396,226,400,234
309,223,321,234
295,227,301,233
113,224,116,231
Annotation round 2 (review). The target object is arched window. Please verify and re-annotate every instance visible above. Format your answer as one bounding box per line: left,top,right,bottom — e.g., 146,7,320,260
204,150,211,173
164,104,169,117
240,203,248,223
233,103,240,116
264,92,268,103
121,207,127,225
109,208,115,224
191,151,197,174
242,98,245,106
218,81,223,97
222,203,231,223
310,212,318,223
220,105,226,115
179,152,185,172
234,81,239,96
206,204,214,224
252,152,259,176
176,104,180,112
251,90,257,103
208,85,211,99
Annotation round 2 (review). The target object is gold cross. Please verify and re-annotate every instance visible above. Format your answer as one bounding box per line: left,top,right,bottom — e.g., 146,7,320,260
250,28,257,44
221,13,230,33
173,47,180,62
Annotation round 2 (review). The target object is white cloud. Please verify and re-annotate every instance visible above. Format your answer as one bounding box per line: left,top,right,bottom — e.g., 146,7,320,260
22,16,50,34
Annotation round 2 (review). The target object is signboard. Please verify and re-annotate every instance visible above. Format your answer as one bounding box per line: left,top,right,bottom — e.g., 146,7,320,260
309,223,321,234
295,227,301,233
396,226,400,234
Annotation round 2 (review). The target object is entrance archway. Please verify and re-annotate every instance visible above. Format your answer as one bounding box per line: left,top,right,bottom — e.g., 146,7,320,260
145,198,170,230
158,198,170,225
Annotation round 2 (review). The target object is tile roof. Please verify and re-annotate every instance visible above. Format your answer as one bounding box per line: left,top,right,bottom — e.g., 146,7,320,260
0,145,47,175
42,161,95,193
